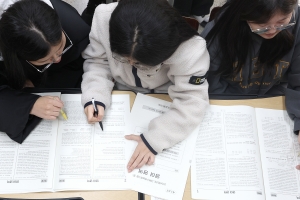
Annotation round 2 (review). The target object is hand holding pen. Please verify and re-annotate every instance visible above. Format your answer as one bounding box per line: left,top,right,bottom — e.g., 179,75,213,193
92,98,103,130
84,98,104,130
30,96,65,120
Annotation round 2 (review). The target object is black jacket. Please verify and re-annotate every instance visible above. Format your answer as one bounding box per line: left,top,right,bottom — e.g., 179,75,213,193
0,0,90,143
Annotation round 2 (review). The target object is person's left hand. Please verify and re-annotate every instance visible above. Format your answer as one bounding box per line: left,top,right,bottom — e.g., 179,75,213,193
125,135,155,173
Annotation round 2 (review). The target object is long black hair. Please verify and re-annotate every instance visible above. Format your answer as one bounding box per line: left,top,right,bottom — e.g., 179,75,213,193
109,0,199,66
205,0,297,77
0,0,62,89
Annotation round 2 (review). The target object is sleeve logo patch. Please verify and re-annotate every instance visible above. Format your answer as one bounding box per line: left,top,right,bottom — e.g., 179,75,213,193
189,76,206,85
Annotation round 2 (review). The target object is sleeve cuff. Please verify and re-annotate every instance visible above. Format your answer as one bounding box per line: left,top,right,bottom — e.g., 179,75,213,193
0,86,41,143
84,101,106,110
140,134,157,155
13,116,43,144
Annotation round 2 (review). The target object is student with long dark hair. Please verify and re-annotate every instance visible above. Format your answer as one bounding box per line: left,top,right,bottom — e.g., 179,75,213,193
0,0,91,143
202,0,300,168
81,0,210,172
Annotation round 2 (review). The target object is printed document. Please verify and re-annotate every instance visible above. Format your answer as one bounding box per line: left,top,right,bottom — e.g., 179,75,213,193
126,93,199,200
191,105,300,200
0,93,131,193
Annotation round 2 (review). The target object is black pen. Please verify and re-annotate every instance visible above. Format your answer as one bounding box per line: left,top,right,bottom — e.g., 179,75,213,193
92,98,103,131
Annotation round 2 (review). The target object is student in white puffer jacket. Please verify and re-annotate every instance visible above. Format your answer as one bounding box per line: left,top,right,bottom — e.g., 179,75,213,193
81,0,210,172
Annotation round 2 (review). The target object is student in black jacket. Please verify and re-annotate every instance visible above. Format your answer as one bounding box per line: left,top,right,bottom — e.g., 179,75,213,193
0,0,91,143
202,0,300,169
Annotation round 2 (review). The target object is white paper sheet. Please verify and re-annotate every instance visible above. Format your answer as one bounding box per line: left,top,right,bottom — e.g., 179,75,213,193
255,108,300,200
54,94,131,191
0,92,60,194
191,105,265,200
126,93,199,200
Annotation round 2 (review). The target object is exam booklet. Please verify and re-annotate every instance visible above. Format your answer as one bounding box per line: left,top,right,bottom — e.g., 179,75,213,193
191,105,300,200
0,93,131,194
126,93,199,200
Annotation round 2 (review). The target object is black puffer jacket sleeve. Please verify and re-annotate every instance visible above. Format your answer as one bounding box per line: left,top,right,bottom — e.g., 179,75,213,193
0,85,41,143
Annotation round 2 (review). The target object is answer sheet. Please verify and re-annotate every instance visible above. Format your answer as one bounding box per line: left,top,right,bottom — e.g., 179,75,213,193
54,94,130,191
0,92,60,194
191,105,265,200
256,108,300,200
126,93,199,200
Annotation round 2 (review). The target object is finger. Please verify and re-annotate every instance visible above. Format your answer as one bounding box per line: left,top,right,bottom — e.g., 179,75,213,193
87,106,98,123
44,109,60,118
136,155,150,169
296,165,300,170
44,115,57,120
125,134,140,141
50,105,62,113
146,155,155,165
98,117,103,121
51,110,60,117
97,105,105,121
127,150,140,172
128,154,144,173
97,115,103,121
51,99,64,109
53,96,63,103
46,96,58,101
46,96,54,99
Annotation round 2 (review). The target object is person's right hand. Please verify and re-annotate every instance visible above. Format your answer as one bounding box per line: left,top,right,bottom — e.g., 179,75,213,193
84,104,104,124
30,96,63,120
